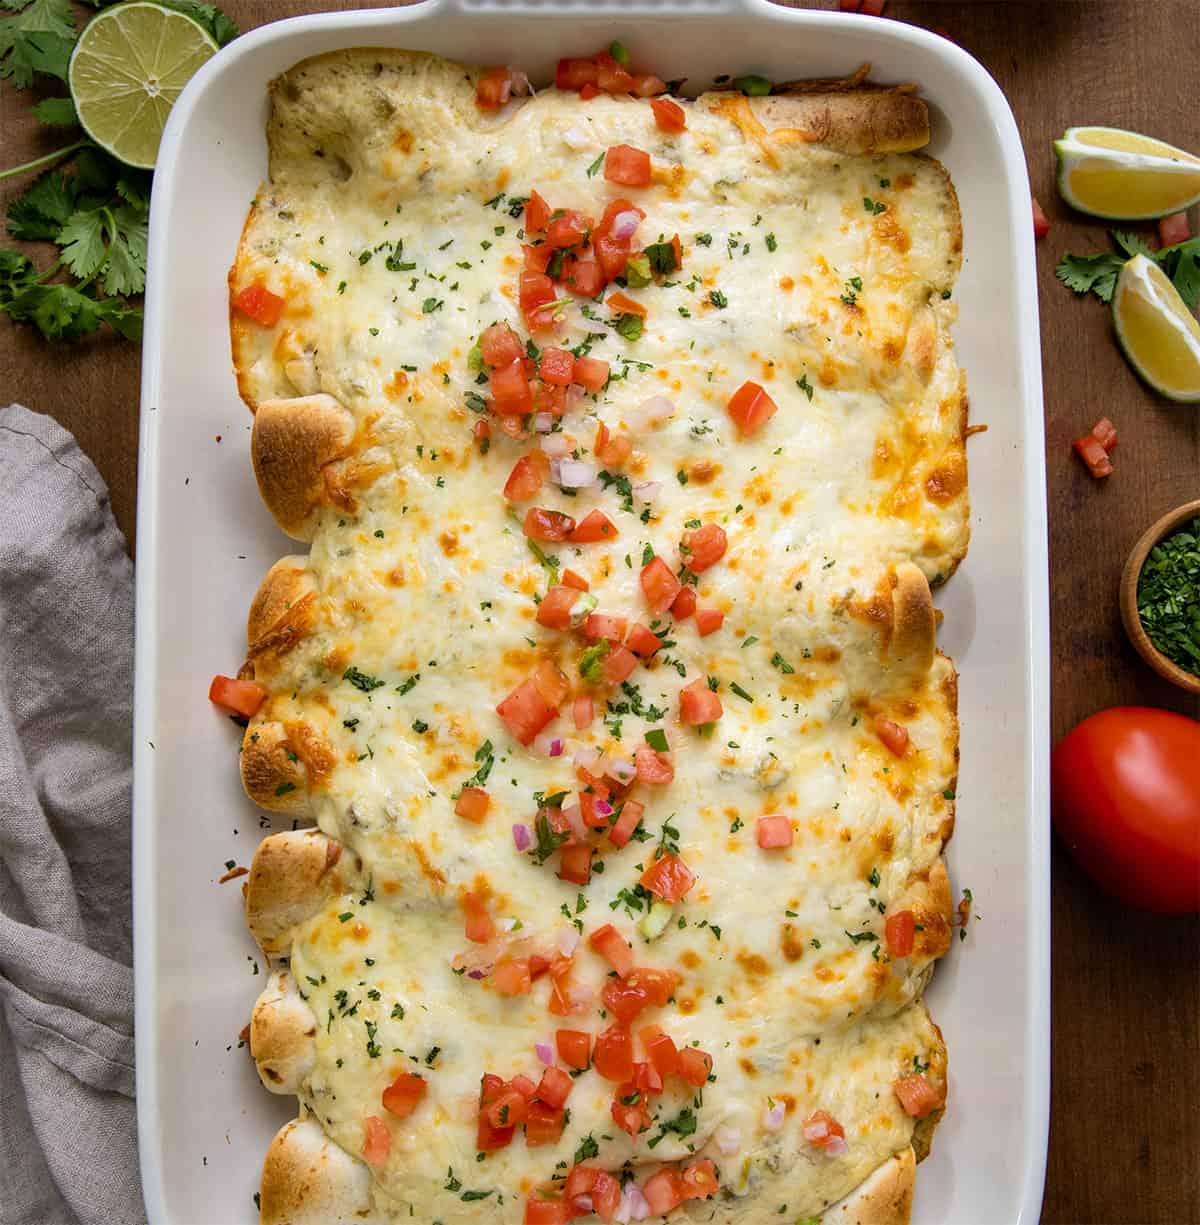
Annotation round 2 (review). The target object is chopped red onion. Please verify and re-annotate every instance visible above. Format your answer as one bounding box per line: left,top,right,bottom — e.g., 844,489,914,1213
565,383,586,409
593,798,614,819
534,412,555,433
535,1041,555,1066
574,747,602,772
556,459,597,489
557,927,581,957
574,1196,594,1214
501,917,520,933
606,756,637,785
562,126,591,151
632,395,675,430
824,1135,849,1157
562,802,586,840
467,968,488,980
617,1184,651,1222
532,731,562,757
610,209,642,241
548,738,564,758
715,1123,742,1154
540,433,571,457
633,480,662,500
510,71,531,97
764,1103,786,1131
512,823,532,852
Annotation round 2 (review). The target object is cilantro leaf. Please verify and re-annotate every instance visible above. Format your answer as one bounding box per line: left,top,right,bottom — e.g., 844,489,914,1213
1156,237,1200,312
2,280,138,342
0,0,76,87
56,202,148,295
1111,230,1155,259
30,94,76,126
127,0,239,46
57,209,107,279
1055,250,1123,303
6,168,76,240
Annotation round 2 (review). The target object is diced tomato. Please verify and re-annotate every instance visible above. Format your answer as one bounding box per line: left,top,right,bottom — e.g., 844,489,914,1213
681,1160,719,1200
455,787,490,823
679,678,722,726
570,509,619,544
1159,211,1191,246
671,587,697,619
642,1169,685,1214
558,842,593,885
593,1025,634,1082
635,746,674,785
695,608,724,636
594,421,633,466
1073,431,1114,478
885,908,916,957
579,83,600,101
627,968,679,1007
524,507,577,541
504,452,550,502
640,852,696,902
619,624,656,660
480,322,525,368
589,923,634,977
546,210,591,250
573,355,610,391
476,66,520,110
585,612,628,642
538,346,574,386
595,236,630,281
632,1059,664,1096
556,1029,592,1070
534,658,570,707
473,419,491,453
606,289,647,318
726,380,778,435
1032,195,1050,239
859,0,887,13
361,1115,391,1168
601,644,639,685
525,190,552,235
497,677,556,746
608,798,644,848
611,1094,652,1137
640,1024,680,1079
485,1088,530,1129
605,144,652,187
1090,417,1119,452
802,1109,846,1152
678,1046,713,1087
208,674,267,718
640,556,682,612
492,957,533,996
602,978,652,1025
525,1196,571,1225
491,359,534,415
562,568,590,591
381,1072,427,1119
756,814,793,849
546,955,576,1017
874,715,910,757
232,282,285,327
525,1101,567,1146
596,56,635,95
463,890,496,943
894,1073,944,1118
520,272,557,316
683,523,727,572
537,585,583,631
477,1075,516,1151
524,242,555,274
563,255,606,298
556,56,597,90
651,96,686,133
533,1066,574,1110
573,695,594,731
587,1169,622,1221
632,73,667,98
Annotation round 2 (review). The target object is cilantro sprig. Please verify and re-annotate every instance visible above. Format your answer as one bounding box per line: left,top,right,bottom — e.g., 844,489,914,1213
1057,229,1200,310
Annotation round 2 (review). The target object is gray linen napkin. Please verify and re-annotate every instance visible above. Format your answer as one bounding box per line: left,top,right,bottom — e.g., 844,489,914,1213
0,405,145,1225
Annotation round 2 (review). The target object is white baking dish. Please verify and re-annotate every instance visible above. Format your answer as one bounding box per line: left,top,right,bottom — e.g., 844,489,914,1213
133,2,1050,1221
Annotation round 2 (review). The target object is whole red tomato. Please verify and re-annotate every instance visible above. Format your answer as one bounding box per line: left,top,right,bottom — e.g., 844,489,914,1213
1052,707,1200,914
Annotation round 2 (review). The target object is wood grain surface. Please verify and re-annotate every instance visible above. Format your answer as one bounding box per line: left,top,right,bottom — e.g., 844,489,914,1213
2,3,1198,1223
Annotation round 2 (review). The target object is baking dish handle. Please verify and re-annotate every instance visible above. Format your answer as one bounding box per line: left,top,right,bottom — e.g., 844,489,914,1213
420,0,773,18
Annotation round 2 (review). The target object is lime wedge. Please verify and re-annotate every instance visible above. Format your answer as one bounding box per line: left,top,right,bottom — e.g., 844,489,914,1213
68,2,217,169
1055,126,1200,220
1112,254,1200,403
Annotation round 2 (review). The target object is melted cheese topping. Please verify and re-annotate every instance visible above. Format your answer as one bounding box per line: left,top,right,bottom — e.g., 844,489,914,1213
234,51,965,1223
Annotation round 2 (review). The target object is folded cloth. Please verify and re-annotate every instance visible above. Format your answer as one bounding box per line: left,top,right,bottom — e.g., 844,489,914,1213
0,406,145,1225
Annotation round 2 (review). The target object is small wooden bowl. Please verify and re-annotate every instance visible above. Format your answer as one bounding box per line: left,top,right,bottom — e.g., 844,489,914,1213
1120,498,1200,696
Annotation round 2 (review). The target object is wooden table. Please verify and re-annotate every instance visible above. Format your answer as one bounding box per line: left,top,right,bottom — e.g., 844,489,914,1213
3,2,1198,1221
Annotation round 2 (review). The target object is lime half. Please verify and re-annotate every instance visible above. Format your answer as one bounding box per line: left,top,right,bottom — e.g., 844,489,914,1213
1055,125,1200,221
69,2,217,169
1112,254,1200,403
